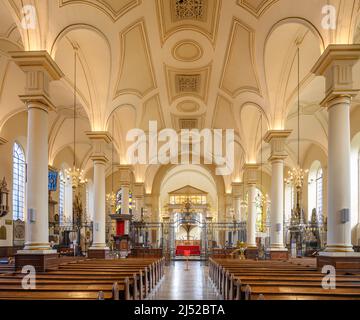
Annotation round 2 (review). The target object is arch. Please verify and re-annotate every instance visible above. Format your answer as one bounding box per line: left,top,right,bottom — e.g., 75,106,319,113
265,18,325,53
50,23,111,59
264,17,325,129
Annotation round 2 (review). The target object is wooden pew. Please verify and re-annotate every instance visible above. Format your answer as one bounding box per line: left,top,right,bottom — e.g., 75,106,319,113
209,258,360,300
0,257,165,300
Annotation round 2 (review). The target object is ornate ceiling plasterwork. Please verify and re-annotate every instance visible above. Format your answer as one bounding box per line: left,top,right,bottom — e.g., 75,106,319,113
140,94,165,131
59,0,141,21
172,40,203,62
171,113,205,131
237,0,279,18
220,18,261,98
165,63,211,103
156,0,221,45
176,100,201,113
114,19,156,99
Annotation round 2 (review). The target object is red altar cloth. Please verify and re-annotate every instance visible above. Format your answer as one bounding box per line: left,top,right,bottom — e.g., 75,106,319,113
175,245,201,256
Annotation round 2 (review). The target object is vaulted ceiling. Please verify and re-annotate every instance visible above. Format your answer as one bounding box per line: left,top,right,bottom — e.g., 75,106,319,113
0,0,360,189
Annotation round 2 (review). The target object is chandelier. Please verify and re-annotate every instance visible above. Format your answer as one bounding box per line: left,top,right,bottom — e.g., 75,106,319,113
106,114,116,210
285,47,308,190
66,47,87,189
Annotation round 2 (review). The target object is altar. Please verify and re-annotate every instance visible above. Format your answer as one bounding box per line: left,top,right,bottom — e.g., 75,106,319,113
175,240,201,256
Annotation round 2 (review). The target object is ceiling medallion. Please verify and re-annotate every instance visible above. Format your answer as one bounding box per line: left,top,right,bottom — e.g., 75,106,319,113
173,40,203,62
176,100,201,113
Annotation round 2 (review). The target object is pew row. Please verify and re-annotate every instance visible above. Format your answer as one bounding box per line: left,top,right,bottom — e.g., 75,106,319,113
209,258,360,300
0,257,165,300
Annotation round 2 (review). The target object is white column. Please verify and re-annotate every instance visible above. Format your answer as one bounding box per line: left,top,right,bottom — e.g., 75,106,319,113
312,44,360,254
11,51,63,254
118,165,133,216
247,183,257,247
243,164,259,248
231,182,241,222
122,185,129,215
264,130,292,253
86,132,111,254
23,104,51,250
91,159,107,249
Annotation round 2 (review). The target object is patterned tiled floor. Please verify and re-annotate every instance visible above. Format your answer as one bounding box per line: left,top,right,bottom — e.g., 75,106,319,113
148,261,220,300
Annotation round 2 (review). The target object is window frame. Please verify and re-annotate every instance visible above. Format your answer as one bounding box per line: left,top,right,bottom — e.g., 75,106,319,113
12,142,26,221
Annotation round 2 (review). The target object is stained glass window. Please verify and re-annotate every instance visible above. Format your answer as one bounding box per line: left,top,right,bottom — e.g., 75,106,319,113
59,172,65,225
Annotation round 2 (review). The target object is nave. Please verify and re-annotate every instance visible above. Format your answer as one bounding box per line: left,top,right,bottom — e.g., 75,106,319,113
148,261,220,301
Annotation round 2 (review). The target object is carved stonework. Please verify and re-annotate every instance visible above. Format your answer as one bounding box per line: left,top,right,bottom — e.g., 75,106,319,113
311,45,360,105
243,164,259,185
176,74,200,93
231,182,242,198
173,0,205,20
86,131,112,163
264,130,292,162
118,165,133,186
11,51,64,110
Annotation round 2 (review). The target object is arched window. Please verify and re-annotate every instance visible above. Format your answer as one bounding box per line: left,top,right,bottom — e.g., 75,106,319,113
255,188,264,232
116,188,135,215
12,142,26,221
59,172,65,225
308,161,322,222
316,167,323,221
284,184,294,223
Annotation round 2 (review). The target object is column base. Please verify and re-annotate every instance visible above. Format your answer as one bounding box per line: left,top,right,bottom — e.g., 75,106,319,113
88,247,110,259
324,244,354,253
245,247,258,260
317,252,360,270
15,250,58,272
268,248,289,260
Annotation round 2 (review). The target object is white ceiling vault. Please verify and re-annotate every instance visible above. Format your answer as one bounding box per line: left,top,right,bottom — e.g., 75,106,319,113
0,0,360,192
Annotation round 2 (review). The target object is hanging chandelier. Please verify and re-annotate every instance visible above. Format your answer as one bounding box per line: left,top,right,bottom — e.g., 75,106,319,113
66,47,87,189
256,111,270,232
285,47,308,190
106,114,116,210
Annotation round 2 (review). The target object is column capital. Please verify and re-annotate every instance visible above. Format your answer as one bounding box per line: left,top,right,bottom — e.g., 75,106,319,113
231,182,242,198
0,137,8,146
243,164,259,185
311,44,360,107
264,130,292,162
86,131,111,163
117,165,133,186
11,51,64,111
133,182,145,198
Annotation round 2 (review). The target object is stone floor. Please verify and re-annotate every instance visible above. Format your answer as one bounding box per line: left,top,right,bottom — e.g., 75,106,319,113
148,261,221,300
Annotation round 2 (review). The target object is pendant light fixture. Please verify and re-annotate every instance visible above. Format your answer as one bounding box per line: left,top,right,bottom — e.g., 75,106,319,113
285,47,308,191
256,111,269,232
65,47,87,188
106,114,116,211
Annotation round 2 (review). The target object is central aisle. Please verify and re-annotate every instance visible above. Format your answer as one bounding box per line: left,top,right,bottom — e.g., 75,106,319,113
148,261,220,300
